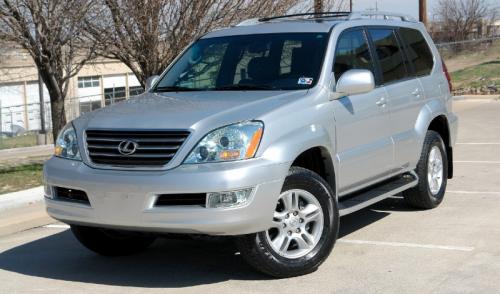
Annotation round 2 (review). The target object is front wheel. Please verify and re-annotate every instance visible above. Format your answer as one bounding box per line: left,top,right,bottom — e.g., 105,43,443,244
236,167,339,278
403,130,448,209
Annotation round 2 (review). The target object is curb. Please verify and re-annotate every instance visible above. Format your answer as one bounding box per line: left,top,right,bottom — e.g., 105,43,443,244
0,144,53,155
0,186,45,212
453,95,500,101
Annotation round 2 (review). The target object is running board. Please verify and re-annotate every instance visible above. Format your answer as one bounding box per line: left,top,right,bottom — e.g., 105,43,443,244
339,171,419,216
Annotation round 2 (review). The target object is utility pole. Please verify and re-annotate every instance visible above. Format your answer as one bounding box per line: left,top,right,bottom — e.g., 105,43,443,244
350,0,353,12
419,0,428,26
314,0,322,13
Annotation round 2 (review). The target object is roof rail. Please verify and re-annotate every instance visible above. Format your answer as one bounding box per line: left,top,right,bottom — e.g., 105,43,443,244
258,12,351,22
349,11,417,22
235,11,417,27
236,18,261,26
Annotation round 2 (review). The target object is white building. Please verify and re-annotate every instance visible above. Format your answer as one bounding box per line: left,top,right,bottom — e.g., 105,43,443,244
0,44,143,134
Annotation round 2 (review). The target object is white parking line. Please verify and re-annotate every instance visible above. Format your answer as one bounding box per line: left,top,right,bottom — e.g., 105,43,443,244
455,160,500,164
447,190,500,195
457,142,500,145
43,224,70,229
338,239,474,252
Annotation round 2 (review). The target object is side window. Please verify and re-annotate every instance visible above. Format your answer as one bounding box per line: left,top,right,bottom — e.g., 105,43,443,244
333,30,374,81
368,29,408,85
400,28,434,76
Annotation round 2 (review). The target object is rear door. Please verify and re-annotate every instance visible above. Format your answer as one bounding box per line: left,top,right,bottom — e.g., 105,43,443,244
367,27,423,172
332,28,394,195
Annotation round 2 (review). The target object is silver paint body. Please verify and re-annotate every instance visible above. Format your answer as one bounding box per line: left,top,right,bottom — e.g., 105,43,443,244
44,18,458,235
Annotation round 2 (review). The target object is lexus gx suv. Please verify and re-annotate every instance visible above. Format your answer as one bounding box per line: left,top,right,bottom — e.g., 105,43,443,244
44,11,458,278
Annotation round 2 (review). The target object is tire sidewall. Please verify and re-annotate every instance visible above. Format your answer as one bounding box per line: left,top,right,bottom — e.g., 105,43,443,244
423,132,448,205
255,168,339,272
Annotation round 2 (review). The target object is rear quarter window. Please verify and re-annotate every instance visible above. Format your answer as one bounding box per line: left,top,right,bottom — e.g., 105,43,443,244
400,28,434,76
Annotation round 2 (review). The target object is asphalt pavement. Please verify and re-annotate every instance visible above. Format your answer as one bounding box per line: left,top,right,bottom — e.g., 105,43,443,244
0,98,499,293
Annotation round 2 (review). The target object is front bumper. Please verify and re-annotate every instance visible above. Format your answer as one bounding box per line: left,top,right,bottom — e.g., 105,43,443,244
44,157,289,235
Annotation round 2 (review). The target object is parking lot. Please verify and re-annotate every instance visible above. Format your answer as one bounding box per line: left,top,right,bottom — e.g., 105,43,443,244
0,98,499,293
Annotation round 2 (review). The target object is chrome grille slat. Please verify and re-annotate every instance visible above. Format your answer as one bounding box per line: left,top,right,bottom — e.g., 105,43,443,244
87,144,181,150
89,152,175,158
85,129,189,167
86,137,186,143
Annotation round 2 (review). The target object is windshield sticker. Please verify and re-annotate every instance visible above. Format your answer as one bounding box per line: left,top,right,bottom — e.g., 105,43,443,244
298,77,313,85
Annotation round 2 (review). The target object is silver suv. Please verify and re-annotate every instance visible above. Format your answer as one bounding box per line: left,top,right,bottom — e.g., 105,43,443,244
44,11,458,278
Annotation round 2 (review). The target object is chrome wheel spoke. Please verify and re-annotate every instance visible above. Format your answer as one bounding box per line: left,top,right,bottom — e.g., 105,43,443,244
294,234,313,250
282,191,298,211
301,204,321,223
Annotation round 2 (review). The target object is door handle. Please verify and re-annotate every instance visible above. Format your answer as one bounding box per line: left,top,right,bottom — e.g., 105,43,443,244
412,88,421,97
376,97,386,107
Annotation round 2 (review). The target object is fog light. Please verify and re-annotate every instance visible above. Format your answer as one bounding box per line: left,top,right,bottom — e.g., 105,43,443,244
44,184,53,199
207,188,253,208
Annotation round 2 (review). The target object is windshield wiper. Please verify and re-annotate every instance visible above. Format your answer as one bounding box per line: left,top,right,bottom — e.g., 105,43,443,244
214,84,277,91
154,86,202,92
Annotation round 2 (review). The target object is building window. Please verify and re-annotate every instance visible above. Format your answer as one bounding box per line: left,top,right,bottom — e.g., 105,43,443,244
129,86,144,97
79,100,102,115
104,87,126,105
78,76,100,88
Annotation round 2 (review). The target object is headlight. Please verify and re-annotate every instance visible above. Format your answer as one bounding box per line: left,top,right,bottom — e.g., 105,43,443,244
54,123,81,160
184,121,263,164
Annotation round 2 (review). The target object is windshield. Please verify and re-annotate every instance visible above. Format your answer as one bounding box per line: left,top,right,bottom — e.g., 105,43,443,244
154,33,328,92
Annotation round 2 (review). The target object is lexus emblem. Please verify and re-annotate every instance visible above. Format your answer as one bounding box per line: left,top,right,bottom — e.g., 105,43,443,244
118,140,138,155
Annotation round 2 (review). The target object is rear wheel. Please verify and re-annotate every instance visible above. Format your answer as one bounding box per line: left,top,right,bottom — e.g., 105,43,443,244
404,130,448,209
236,167,338,278
71,225,156,256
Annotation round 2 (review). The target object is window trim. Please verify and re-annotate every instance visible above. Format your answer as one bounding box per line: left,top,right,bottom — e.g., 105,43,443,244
365,26,412,87
331,26,380,86
397,27,435,78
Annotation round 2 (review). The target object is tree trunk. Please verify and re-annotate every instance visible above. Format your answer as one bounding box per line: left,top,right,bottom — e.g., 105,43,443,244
47,88,67,141
314,0,322,13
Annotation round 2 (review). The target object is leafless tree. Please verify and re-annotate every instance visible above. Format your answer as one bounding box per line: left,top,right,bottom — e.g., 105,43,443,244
0,0,99,139
435,0,495,41
85,0,304,88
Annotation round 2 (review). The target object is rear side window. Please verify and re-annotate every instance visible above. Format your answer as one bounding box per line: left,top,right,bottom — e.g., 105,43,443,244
333,30,374,81
399,28,434,76
368,29,408,85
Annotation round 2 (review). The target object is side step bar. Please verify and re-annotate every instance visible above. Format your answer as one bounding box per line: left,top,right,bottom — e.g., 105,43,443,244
339,171,419,216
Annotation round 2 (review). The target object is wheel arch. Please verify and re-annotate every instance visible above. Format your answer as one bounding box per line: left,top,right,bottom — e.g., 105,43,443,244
290,146,336,197
427,115,453,179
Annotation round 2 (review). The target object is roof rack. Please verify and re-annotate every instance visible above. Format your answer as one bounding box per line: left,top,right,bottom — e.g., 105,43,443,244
236,11,417,27
348,11,417,22
258,12,351,22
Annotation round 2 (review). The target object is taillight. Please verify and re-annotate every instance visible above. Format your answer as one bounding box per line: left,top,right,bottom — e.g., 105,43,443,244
442,60,452,92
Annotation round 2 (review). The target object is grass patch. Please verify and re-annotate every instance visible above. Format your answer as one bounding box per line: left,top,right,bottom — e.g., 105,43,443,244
451,61,500,90
0,164,43,195
0,134,38,150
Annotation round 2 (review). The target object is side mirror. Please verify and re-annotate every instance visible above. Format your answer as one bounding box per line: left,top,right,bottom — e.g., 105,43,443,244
333,69,375,98
145,75,160,91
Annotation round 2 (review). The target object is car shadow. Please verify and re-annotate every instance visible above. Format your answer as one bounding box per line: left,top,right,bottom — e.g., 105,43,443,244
0,197,410,287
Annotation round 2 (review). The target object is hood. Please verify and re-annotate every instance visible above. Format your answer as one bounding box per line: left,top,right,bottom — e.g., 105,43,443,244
73,90,308,131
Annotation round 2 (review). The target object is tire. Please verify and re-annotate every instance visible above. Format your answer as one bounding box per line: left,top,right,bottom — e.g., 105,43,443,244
403,130,448,209
71,225,156,256
235,167,339,278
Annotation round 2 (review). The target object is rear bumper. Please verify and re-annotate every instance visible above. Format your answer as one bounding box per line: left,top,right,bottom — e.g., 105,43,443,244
44,157,289,235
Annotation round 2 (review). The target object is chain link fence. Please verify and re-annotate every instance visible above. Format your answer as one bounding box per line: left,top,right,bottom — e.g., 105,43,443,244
0,93,136,150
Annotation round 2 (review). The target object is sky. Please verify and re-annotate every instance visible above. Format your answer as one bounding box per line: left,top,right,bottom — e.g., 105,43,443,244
352,0,500,20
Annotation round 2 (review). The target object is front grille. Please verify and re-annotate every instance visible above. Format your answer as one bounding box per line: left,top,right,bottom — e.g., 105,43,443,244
155,193,207,207
85,129,190,167
54,187,90,204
